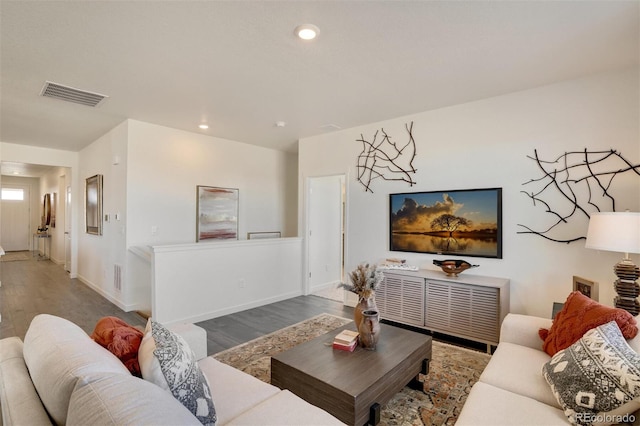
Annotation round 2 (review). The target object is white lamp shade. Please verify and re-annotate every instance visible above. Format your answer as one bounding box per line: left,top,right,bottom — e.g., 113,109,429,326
585,212,640,254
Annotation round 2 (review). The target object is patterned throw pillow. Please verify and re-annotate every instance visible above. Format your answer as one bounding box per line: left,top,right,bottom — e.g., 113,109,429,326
138,320,217,425
542,321,640,426
539,291,638,356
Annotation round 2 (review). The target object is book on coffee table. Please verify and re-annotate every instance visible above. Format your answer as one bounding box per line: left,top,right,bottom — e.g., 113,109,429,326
333,329,358,345
332,329,358,352
332,339,358,352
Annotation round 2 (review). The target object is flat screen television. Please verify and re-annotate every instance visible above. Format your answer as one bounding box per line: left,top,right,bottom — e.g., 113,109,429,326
389,187,502,259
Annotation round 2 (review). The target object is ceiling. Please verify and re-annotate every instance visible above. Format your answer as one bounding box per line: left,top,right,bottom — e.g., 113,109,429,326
1,1,638,155
0,162,61,178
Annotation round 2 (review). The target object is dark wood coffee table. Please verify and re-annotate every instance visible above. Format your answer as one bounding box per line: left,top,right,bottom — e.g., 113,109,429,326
271,322,432,425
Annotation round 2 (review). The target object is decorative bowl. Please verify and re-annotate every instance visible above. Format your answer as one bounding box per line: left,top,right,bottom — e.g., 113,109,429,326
433,259,479,276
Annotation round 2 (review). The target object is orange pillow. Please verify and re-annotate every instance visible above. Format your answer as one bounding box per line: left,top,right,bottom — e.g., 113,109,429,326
539,291,638,356
91,316,144,377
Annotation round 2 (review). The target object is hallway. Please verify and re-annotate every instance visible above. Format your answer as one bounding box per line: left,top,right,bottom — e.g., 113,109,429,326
0,253,145,340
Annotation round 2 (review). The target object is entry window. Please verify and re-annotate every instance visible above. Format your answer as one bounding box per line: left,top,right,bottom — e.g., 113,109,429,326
1,188,24,201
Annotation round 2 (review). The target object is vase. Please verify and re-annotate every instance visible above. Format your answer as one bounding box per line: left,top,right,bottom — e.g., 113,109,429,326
358,310,381,350
354,293,377,329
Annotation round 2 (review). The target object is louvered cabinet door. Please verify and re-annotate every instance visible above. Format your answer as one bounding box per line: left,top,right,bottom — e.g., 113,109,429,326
425,280,500,344
379,273,425,326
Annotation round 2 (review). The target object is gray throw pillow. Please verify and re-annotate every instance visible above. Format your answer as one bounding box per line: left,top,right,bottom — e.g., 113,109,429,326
139,320,216,425
543,321,640,426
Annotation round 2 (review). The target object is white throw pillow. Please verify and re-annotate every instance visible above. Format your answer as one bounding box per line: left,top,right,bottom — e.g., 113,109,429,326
67,373,201,425
139,319,217,425
543,321,640,426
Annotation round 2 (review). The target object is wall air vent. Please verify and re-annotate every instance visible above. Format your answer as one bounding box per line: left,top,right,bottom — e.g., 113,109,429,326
40,81,108,107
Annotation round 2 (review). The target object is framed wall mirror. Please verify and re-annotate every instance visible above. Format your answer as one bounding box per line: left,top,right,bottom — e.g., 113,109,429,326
41,193,51,231
85,174,103,235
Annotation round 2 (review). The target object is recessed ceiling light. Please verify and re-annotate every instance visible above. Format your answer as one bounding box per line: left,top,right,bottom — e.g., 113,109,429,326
199,124,209,130
275,121,286,128
294,24,320,41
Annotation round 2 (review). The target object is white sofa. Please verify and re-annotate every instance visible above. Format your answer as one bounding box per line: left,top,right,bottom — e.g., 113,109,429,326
0,314,345,426
457,313,640,426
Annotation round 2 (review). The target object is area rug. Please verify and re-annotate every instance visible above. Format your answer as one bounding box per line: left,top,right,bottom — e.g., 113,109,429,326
213,313,491,425
0,251,30,262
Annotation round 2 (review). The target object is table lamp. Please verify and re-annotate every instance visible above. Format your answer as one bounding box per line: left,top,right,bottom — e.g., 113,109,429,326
585,212,640,315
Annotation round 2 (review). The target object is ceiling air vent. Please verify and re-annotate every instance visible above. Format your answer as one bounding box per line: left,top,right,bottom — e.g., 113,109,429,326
40,81,108,107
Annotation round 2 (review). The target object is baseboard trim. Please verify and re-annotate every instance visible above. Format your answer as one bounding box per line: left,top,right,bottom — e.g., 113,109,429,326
76,275,137,312
163,290,303,326
309,280,341,294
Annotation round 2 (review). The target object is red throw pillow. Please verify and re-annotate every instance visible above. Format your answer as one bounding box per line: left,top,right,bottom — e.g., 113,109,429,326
539,291,638,356
91,316,144,377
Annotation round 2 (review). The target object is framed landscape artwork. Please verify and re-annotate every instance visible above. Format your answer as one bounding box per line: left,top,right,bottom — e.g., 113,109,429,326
390,187,502,258
197,186,239,241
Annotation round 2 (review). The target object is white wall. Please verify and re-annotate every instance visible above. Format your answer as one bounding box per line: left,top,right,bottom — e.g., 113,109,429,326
74,119,299,312
77,121,129,308
299,68,640,318
149,238,303,324
126,120,297,246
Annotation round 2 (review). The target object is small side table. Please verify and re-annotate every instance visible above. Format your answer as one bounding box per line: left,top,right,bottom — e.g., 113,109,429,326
33,233,51,260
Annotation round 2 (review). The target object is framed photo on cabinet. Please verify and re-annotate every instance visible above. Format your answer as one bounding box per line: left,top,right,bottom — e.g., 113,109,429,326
573,275,598,301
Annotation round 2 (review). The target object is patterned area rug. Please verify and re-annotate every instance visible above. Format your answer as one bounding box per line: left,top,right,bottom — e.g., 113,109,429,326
0,251,30,262
214,313,491,425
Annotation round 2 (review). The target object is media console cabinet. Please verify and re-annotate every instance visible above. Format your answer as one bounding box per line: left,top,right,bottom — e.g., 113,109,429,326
378,269,510,352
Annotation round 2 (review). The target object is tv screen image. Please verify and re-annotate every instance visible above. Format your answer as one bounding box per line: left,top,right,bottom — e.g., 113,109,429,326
389,188,502,259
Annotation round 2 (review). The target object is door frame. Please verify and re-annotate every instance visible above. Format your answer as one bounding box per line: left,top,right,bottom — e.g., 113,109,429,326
303,173,348,297
64,183,72,272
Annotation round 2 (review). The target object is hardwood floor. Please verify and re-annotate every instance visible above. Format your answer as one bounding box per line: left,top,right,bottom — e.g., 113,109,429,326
0,253,353,356
0,253,147,340
198,294,353,355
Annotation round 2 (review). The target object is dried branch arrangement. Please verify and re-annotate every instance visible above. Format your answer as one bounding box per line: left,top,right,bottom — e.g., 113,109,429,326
338,263,383,299
356,121,417,193
518,148,640,243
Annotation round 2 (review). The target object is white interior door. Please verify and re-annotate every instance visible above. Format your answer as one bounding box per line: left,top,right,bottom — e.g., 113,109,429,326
1,184,31,251
64,185,71,272
308,175,344,293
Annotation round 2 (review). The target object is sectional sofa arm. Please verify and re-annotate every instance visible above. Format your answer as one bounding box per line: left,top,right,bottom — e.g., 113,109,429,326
499,313,553,350
0,337,53,426
167,323,207,360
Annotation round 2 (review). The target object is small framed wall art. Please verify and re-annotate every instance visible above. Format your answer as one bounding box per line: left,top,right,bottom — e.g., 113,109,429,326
196,186,239,241
247,231,281,240
85,174,103,235
573,275,599,301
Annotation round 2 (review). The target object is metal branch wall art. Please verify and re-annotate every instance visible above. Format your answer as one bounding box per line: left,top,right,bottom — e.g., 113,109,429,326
356,122,417,193
518,148,640,243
